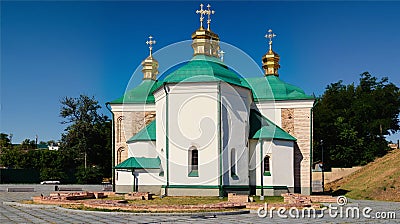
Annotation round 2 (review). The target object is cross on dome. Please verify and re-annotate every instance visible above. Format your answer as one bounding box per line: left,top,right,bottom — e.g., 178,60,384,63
196,3,215,30
218,49,225,61
192,4,220,58
265,29,276,51
196,4,206,29
206,4,215,31
146,35,156,56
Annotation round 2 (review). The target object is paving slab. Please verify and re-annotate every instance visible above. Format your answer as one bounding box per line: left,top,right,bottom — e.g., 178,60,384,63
0,184,399,223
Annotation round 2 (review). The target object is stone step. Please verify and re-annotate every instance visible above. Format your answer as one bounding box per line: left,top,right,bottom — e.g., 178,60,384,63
7,187,35,192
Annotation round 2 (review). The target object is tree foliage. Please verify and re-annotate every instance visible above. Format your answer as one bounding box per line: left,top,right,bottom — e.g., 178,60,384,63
59,95,111,183
0,147,68,181
0,133,11,149
314,72,400,167
0,94,111,184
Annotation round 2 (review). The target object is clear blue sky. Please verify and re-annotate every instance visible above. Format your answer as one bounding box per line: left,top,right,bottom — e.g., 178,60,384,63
1,1,400,143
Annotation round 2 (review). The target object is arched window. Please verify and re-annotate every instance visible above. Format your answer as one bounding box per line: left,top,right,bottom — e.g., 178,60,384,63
116,116,124,143
263,155,271,176
117,147,125,164
231,148,237,176
188,147,199,177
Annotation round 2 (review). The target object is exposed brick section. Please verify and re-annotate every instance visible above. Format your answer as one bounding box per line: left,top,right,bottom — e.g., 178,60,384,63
227,193,249,203
281,108,294,135
33,192,328,212
34,192,97,202
145,112,156,125
114,111,156,165
33,192,247,212
124,192,154,200
309,195,337,203
281,108,312,194
82,201,246,212
32,196,81,205
293,108,312,194
282,193,311,205
281,193,337,204
94,192,107,199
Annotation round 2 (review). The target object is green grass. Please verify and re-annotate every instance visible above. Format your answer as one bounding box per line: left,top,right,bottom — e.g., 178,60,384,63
126,196,227,205
124,195,283,205
251,196,284,203
59,195,284,213
327,149,400,202
22,195,287,213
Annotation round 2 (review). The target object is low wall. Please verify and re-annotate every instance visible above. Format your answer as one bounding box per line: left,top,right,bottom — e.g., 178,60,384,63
313,166,362,184
0,169,40,184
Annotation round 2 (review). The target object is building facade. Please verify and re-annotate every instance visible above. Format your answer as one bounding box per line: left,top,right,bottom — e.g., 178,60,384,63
108,4,314,196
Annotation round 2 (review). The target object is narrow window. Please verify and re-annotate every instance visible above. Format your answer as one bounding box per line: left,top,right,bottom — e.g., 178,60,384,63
264,156,271,176
188,147,199,177
116,116,124,143
231,148,237,177
117,147,124,164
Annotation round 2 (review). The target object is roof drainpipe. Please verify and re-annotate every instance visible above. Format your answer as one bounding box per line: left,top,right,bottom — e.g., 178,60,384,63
163,83,170,196
105,102,115,192
310,99,318,194
218,81,223,198
260,139,264,199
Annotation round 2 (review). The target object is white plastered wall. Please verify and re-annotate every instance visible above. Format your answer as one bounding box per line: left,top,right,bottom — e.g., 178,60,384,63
128,141,157,158
251,139,294,188
220,82,252,186
154,83,219,186
253,100,314,126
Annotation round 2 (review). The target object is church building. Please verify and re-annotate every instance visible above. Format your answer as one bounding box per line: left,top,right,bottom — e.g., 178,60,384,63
108,4,315,197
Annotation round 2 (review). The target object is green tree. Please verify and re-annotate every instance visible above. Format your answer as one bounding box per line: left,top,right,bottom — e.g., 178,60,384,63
21,139,36,150
0,147,26,168
25,150,67,181
0,133,11,149
59,95,111,183
314,72,400,167
47,140,57,146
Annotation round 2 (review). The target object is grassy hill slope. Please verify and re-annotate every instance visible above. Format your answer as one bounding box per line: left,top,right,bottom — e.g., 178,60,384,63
326,149,400,202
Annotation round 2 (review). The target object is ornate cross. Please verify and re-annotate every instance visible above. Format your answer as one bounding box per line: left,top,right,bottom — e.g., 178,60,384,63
265,29,277,51
146,35,156,56
196,4,207,29
206,4,215,31
218,49,225,61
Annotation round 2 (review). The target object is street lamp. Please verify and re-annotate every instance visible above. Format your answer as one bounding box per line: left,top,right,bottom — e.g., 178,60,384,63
320,140,324,193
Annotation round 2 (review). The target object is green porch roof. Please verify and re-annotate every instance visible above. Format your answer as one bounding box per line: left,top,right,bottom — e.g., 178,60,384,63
114,157,160,169
244,75,314,101
161,55,247,88
109,79,162,104
249,109,296,141
126,120,156,143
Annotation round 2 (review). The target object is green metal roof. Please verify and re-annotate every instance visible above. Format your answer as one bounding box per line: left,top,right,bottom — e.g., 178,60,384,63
126,120,156,143
114,157,160,169
249,109,296,141
109,57,312,105
161,55,247,88
37,144,48,149
244,75,314,101
109,79,162,104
